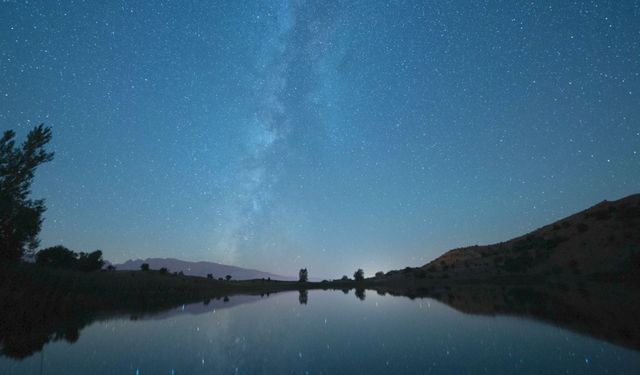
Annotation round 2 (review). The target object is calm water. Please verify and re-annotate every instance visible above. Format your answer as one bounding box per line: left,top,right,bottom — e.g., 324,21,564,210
1,289,639,374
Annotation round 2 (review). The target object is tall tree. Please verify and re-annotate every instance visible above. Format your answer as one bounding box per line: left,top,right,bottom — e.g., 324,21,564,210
353,268,364,282
299,268,308,282
0,125,54,261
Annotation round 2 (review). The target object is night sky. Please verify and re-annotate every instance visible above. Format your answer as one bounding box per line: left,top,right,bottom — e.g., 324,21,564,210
1,1,638,278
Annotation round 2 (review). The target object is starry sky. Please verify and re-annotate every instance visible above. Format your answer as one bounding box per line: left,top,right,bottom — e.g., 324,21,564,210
1,1,638,278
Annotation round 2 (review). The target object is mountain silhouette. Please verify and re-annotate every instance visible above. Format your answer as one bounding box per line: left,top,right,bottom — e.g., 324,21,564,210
115,258,296,281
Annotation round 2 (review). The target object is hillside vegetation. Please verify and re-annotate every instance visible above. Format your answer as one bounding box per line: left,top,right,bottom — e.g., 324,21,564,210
385,194,640,282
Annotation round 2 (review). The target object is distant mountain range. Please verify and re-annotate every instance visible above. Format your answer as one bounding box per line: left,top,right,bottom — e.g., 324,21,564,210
114,258,297,281
384,193,640,281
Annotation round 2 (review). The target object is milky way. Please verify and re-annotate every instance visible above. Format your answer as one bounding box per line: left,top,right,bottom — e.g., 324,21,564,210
1,1,638,277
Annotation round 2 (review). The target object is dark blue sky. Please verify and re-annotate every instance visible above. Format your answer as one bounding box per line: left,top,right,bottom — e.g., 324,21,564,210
1,1,638,278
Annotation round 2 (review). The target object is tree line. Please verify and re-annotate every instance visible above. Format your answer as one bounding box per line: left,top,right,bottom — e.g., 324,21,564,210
297,268,367,282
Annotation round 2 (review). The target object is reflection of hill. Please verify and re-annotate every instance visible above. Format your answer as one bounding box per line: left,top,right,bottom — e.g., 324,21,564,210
139,294,266,320
373,282,640,352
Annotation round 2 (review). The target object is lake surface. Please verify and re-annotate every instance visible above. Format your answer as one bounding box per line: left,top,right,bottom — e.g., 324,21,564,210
1,288,639,374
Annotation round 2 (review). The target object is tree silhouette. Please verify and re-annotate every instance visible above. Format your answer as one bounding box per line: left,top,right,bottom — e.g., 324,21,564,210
0,125,54,261
76,250,104,271
35,245,103,271
225,275,232,281
298,268,308,282
140,263,150,271
354,268,364,281
206,273,213,279
36,245,75,268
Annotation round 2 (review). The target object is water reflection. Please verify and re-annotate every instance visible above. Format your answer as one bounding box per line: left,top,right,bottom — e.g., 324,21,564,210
375,281,640,352
1,281,638,362
298,289,308,305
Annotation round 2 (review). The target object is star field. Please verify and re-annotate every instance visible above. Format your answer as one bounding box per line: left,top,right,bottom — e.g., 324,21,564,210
1,1,638,278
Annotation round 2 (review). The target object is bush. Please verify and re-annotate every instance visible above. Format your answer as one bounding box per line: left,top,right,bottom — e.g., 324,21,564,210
36,246,103,271
76,251,104,271
159,267,169,275
140,263,150,271
36,246,76,268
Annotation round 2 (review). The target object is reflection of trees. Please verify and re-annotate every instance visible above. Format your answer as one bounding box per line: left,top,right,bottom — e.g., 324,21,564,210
0,263,240,360
371,282,640,352
298,289,308,305
0,300,88,359
3,276,639,360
